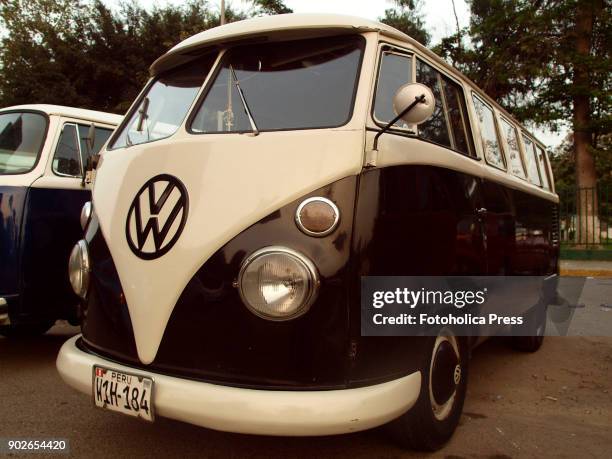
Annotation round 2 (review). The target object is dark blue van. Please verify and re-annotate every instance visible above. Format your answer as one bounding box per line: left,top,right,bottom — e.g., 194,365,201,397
0,105,120,337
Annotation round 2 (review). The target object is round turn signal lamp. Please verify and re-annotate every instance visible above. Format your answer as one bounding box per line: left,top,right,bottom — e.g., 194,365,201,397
295,197,340,237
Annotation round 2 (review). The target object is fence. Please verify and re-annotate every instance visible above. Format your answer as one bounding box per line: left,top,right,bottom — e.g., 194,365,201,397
558,184,611,248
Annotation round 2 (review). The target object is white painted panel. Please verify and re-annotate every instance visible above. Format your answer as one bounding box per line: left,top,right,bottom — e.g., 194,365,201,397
93,129,363,364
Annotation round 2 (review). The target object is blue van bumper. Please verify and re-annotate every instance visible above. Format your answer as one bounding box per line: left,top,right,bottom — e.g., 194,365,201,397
0,297,8,324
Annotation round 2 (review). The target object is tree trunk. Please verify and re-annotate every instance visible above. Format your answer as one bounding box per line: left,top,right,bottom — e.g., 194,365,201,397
573,0,599,245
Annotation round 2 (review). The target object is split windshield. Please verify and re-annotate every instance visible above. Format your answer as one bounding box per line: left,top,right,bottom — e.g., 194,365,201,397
0,112,47,175
110,54,217,149
190,35,364,133
110,35,364,148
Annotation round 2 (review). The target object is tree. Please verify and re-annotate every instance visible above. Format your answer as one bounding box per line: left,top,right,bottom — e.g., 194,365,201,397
379,0,431,46
0,0,291,113
436,0,611,246
249,0,292,15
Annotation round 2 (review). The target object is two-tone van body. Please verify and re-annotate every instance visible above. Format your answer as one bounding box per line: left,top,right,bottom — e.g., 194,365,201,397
0,105,121,336
57,15,559,450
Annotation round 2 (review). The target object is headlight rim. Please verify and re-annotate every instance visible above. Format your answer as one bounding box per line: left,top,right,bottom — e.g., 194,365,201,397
69,239,91,299
237,246,320,322
295,196,340,237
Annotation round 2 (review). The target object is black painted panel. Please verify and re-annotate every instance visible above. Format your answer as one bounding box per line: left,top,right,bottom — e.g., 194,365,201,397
348,165,487,384
0,186,27,296
18,186,89,322
81,164,559,389
82,176,357,389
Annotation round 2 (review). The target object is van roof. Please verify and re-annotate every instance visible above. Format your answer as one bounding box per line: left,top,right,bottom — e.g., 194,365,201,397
151,13,410,75
0,104,122,126
151,13,547,148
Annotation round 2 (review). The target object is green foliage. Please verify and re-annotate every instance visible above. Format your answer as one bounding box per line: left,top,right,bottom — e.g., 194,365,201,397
379,0,431,46
249,0,293,15
436,1,610,129
0,0,290,113
552,133,612,191
435,0,610,189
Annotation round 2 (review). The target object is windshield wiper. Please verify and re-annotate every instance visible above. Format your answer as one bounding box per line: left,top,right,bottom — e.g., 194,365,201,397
229,65,259,136
136,97,150,133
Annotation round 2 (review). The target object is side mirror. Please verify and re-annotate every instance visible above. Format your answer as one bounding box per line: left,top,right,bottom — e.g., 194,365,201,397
372,83,436,152
392,83,435,125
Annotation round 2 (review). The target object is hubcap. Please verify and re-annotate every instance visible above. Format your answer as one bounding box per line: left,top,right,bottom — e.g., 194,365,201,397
429,332,461,421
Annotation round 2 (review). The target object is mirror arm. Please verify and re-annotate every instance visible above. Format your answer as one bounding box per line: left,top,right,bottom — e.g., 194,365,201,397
373,94,426,151
81,154,101,188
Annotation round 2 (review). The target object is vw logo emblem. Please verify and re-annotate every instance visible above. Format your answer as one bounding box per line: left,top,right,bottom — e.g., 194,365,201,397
453,364,461,385
126,174,189,260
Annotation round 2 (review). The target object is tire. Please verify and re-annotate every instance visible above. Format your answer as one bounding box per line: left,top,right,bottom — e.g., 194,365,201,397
387,331,469,451
0,320,55,338
512,305,546,352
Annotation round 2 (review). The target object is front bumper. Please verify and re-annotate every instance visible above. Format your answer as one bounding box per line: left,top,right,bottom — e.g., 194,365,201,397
57,335,421,436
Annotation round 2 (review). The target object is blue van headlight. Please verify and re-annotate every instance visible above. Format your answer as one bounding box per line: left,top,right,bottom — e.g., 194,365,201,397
69,240,90,299
80,201,92,230
237,246,319,321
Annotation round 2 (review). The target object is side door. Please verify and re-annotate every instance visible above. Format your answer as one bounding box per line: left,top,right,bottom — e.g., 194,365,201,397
365,45,488,276
470,94,516,275
20,120,113,320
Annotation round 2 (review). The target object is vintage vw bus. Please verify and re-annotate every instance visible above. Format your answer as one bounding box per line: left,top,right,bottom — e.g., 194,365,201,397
57,15,558,450
0,105,120,337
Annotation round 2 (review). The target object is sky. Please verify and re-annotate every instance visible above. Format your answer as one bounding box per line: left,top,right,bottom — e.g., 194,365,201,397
106,0,566,148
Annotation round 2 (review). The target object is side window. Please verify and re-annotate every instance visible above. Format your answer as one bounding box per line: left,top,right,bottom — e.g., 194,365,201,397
440,77,475,157
499,117,526,179
522,135,542,186
77,125,113,164
415,59,451,148
472,95,505,170
415,59,475,156
53,124,81,177
536,145,552,190
373,50,413,129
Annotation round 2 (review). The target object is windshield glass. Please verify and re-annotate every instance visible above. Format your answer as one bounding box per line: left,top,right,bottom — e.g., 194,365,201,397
110,54,216,149
0,112,47,174
190,35,364,133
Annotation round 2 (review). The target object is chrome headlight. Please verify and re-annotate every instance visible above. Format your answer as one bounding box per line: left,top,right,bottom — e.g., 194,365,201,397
237,246,319,321
69,240,90,299
80,201,92,230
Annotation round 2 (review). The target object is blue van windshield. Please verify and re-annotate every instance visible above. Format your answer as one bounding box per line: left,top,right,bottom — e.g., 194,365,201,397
0,112,47,175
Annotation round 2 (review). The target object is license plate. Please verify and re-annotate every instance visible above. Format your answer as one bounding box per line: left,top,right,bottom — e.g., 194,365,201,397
92,366,154,422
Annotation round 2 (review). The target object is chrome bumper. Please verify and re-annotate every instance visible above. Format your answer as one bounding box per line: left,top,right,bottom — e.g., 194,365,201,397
57,335,422,436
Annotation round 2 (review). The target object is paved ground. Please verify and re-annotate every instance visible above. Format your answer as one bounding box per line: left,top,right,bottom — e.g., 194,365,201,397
1,322,610,458
1,274,611,458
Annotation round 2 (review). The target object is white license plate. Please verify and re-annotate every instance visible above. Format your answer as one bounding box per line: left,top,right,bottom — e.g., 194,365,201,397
92,366,154,422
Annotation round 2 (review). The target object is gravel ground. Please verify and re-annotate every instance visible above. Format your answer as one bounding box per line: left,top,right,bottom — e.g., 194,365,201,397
1,322,610,458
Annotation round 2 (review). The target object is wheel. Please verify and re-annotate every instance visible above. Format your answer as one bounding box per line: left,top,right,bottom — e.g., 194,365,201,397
0,320,55,338
387,330,469,451
512,304,546,352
